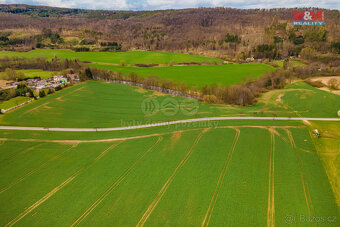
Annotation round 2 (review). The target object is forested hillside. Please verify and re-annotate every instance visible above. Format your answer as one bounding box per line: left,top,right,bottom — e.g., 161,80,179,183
0,5,339,61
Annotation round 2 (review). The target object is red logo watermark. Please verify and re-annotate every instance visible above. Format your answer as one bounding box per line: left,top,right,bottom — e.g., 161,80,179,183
292,11,324,26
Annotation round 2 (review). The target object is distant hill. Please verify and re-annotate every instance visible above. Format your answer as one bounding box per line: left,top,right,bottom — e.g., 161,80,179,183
0,4,339,60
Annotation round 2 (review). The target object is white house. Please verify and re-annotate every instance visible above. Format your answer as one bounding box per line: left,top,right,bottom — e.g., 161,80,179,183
53,76,67,83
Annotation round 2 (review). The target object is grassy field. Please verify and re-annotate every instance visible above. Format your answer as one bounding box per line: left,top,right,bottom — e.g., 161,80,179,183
307,121,340,207
0,49,275,87
0,96,32,110
0,49,222,65
0,80,339,128
0,126,338,226
90,63,275,88
0,75,339,226
257,81,340,118
273,60,305,68
16,69,57,79
0,81,223,128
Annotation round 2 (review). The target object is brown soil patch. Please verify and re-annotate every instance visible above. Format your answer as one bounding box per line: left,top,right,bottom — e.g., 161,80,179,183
170,131,182,148
146,90,168,97
0,80,13,86
310,76,340,95
310,76,340,85
134,87,148,94
276,94,284,103
56,97,64,102
23,102,50,114
43,105,53,109
318,87,340,95
56,86,85,102
303,120,311,125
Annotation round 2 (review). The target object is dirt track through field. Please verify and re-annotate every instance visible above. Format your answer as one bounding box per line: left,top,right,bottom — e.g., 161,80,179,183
0,126,305,144
5,142,122,227
22,102,50,115
136,129,209,227
285,129,315,219
55,86,85,102
201,128,240,227
0,144,78,195
267,132,275,227
70,137,163,227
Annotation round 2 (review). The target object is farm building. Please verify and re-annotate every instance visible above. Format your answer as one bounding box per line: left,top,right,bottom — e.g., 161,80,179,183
67,74,80,82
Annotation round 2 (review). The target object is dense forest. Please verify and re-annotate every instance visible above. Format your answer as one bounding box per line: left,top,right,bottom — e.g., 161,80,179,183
0,5,339,60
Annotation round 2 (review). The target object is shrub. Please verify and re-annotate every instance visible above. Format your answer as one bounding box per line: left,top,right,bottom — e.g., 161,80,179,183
203,95,219,104
120,60,126,66
328,78,339,90
39,90,46,97
305,79,325,88
55,85,62,91
47,88,54,94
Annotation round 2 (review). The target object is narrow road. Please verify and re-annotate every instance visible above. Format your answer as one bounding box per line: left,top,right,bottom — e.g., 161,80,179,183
0,117,339,132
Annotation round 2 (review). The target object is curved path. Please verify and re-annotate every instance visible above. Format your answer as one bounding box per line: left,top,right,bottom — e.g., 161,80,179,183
0,117,339,132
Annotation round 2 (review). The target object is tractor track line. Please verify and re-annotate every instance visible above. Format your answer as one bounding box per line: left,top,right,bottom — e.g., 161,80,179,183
0,129,198,144
0,143,44,164
0,126,305,144
267,132,275,227
136,129,209,227
285,129,315,220
0,144,78,195
201,128,240,227
5,142,122,227
71,137,163,227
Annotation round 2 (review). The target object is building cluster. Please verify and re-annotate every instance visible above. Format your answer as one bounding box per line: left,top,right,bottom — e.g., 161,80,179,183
28,74,79,91
0,74,79,92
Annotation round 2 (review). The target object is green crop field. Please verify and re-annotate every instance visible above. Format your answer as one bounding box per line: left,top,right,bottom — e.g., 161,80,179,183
16,69,57,79
0,126,338,226
0,49,222,65
0,81,224,128
0,80,339,128
90,63,275,88
0,77,339,226
0,8,338,226
0,96,32,110
0,50,275,87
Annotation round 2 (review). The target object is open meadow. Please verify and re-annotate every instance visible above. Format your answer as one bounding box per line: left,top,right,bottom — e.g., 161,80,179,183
0,124,338,226
0,51,339,226
0,50,222,65
0,50,275,88
90,63,275,88
0,96,32,110
0,80,339,128
15,69,57,79
0,3,339,226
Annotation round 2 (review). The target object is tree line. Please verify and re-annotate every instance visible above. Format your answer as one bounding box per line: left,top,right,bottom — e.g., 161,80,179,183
0,56,82,72
1,55,339,106
87,58,340,106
